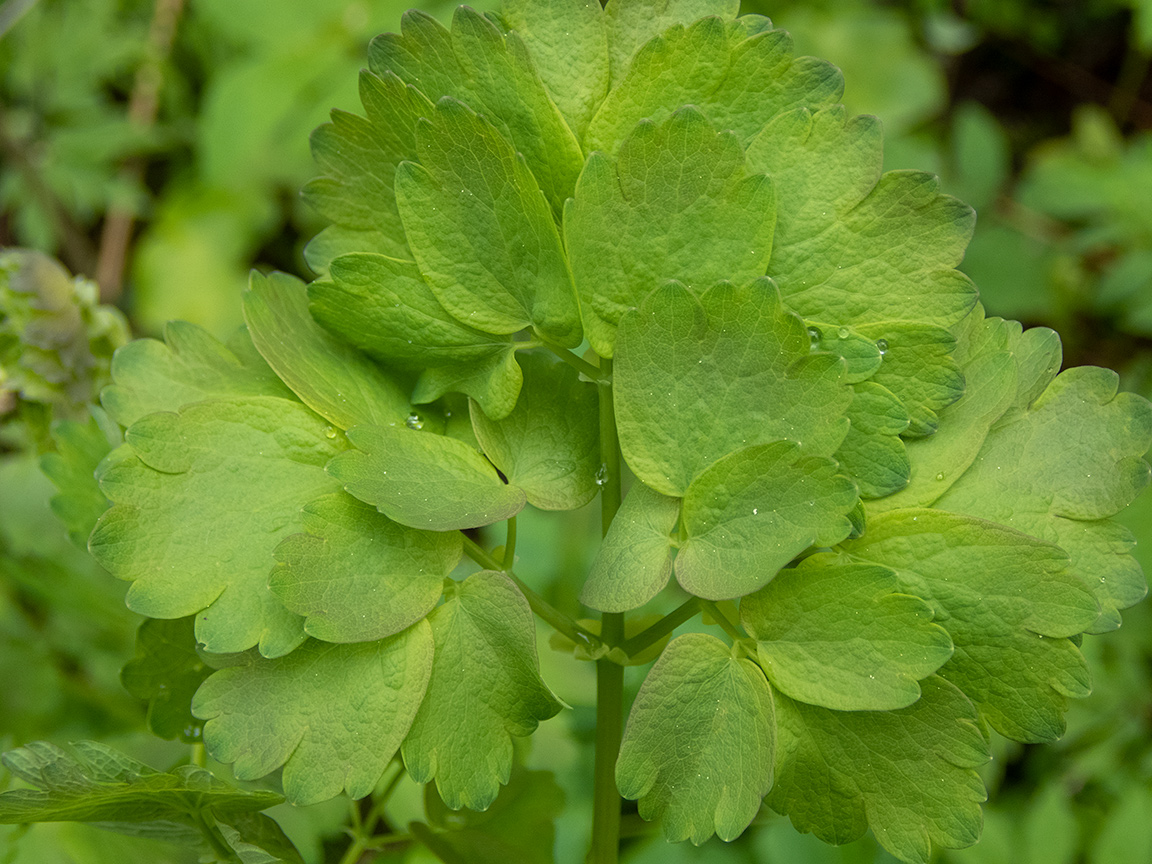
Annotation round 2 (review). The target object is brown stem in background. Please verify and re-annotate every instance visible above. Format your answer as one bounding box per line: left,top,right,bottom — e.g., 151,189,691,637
94,0,184,301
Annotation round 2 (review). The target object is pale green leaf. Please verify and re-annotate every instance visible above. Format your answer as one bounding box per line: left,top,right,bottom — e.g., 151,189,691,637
369,6,584,210
395,99,580,345
100,321,293,428
834,381,910,499
0,741,281,827
120,616,211,742
807,322,882,383
327,423,526,530
498,0,609,139
616,633,775,844
89,398,346,656
589,14,840,152
935,366,1152,633
469,353,599,510
40,409,120,546
243,271,411,430
614,279,851,497
740,554,952,711
603,0,739,83
747,106,978,331
301,70,433,264
768,676,988,864
580,482,680,612
402,571,562,810
270,493,460,643
316,254,522,419
193,626,433,806
564,107,776,357
676,440,858,599
843,509,1099,741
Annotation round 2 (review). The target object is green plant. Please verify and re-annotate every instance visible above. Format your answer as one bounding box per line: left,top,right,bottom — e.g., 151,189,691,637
3,0,1151,862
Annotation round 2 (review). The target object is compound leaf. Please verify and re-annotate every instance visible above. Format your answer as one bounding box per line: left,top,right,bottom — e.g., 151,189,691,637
565,107,776,357
90,398,346,657
768,676,988,864
614,279,851,497
100,321,293,428
580,482,680,612
370,6,584,210
748,106,978,331
498,0,609,138
935,365,1152,633
316,254,522,420
120,616,211,742
270,493,460,644
193,625,433,806
677,440,858,599
469,352,599,510
589,14,840,152
740,555,953,711
603,0,739,83
616,633,775,844
328,423,525,531
0,740,281,827
395,99,580,345
843,509,1100,742
40,409,120,546
243,271,411,430
402,571,562,811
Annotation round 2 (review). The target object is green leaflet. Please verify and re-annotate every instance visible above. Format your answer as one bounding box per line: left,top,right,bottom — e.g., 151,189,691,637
328,423,526,531
270,493,459,644
120,616,211,742
613,280,851,497
564,107,776,357
301,70,432,266
243,271,412,430
740,555,953,711
834,381,910,499
395,98,581,346
402,571,562,810
100,321,293,428
587,14,841,154
412,768,565,864
769,676,988,864
843,509,1100,742
935,365,1152,633
469,352,600,510
193,626,433,806
871,313,1019,513
369,6,584,211
616,633,775,844
497,0,609,140
580,482,680,612
40,409,119,546
808,323,883,383
747,106,978,331
90,397,346,657
0,740,281,828
603,0,738,84
677,440,858,600
317,254,522,420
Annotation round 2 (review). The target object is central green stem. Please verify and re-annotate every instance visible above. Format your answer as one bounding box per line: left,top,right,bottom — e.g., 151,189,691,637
591,358,624,864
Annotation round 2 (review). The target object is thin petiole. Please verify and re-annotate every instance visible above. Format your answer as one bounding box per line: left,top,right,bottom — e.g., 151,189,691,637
620,598,700,659
539,336,610,382
461,534,606,654
701,600,744,643
503,516,517,570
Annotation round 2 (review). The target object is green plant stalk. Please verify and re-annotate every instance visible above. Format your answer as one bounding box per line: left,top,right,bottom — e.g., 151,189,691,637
701,600,744,642
591,358,624,864
540,336,610,382
621,598,700,658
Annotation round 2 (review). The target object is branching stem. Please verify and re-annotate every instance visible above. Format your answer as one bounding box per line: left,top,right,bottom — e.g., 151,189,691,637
539,336,610,382
701,600,744,642
621,598,700,658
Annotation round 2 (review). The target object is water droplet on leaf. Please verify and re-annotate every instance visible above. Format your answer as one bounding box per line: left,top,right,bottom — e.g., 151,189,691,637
406,413,424,430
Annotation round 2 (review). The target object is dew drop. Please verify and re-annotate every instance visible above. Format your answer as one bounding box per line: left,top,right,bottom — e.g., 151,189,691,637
752,508,758,515
935,472,945,481
406,413,424,430
595,464,609,486
876,338,889,354
837,326,850,339
324,426,338,439
807,326,821,344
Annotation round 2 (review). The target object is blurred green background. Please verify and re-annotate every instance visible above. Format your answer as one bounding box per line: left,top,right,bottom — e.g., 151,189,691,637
2,0,1152,861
